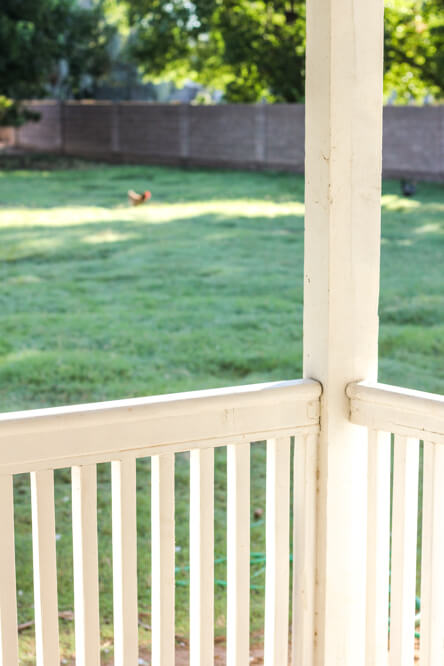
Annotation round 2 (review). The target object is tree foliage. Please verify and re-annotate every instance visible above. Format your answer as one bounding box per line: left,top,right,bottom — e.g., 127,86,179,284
0,0,115,125
126,0,443,103
384,0,444,103
127,0,306,102
0,96,40,128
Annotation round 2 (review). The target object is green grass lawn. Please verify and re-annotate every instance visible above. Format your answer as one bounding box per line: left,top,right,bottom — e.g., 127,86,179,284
0,156,443,663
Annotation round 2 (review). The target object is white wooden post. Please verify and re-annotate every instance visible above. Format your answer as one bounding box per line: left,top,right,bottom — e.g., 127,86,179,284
304,0,384,662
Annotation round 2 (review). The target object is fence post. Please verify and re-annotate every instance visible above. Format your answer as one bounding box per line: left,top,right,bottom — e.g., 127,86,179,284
111,102,120,158
255,105,266,167
179,104,190,165
59,101,65,155
303,0,384,664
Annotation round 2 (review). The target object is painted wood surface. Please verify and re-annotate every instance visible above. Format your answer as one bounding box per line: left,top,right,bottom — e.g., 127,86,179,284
347,381,444,445
0,379,321,475
420,441,444,666
264,437,291,666
389,436,419,666
291,435,317,666
227,443,250,666
190,448,214,666
72,465,100,666
304,0,384,660
111,459,138,666
365,431,391,666
0,475,19,665
31,470,60,666
151,454,175,666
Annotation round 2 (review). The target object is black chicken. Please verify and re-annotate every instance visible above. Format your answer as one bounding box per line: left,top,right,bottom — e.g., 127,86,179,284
400,179,416,197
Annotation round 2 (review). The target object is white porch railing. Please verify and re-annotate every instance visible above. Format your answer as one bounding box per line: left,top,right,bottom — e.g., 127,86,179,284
1,373,443,665
0,378,321,665
347,381,444,666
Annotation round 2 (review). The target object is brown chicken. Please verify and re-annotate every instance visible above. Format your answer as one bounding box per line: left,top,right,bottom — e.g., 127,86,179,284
128,189,152,206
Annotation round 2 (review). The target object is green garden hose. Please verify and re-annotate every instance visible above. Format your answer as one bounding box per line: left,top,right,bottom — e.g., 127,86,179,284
175,517,423,641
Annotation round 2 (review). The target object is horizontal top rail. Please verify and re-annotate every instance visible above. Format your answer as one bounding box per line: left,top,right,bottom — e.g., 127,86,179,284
0,379,321,475
347,381,444,444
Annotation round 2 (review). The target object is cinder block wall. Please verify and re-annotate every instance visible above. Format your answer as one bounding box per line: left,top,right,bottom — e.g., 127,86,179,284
15,101,444,181
382,106,444,181
118,104,184,162
63,102,115,157
17,101,63,152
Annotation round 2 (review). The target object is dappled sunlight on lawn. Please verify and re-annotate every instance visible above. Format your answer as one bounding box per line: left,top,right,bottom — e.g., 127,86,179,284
0,198,305,228
414,222,444,235
0,197,305,272
381,193,422,211
83,229,137,244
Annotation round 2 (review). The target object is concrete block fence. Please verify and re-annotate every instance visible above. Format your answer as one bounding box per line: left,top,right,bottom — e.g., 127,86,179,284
15,100,444,181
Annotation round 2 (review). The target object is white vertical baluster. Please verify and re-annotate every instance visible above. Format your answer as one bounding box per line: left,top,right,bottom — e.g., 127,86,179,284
366,431,391,666
72,465,100,666
30,470,60,666
0,475,19,665
226,442,250,666
111,459,138,665
190,448,214,666
291,434,317,666
151,454,175,666
420,441,444,666
389,436,419,666
264,437,291,666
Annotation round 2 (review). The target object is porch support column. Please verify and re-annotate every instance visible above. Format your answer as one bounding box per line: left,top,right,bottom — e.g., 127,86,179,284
303,0,384,663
